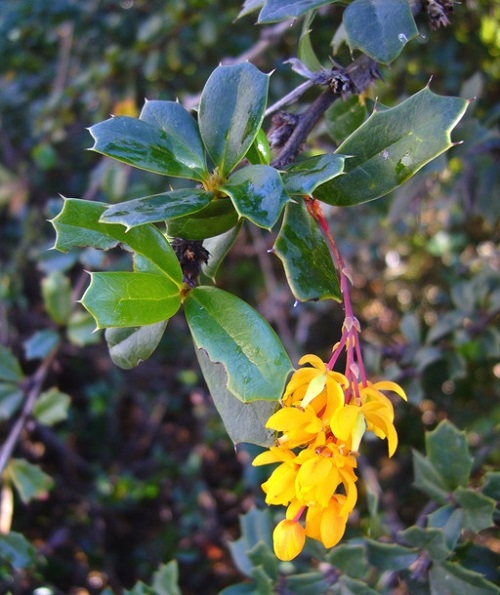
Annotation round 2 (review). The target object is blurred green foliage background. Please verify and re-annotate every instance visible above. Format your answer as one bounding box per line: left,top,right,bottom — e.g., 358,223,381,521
0,1,498,593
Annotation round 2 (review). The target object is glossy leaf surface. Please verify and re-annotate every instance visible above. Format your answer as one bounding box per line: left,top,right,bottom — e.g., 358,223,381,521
343,0,418,64
82,272,181,328
52,199,182,285
195,348,278,446
282,154,346,195
314,87,468,206
105,321,168,369
185,286,292,404
221,165,289,229
199,63,269,176
274,200,341,302
90,101,207,181
258,0,336,23
166,198,238,240
100,189,214,229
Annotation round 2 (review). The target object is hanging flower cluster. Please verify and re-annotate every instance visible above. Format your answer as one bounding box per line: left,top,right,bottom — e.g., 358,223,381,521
253,197,407,561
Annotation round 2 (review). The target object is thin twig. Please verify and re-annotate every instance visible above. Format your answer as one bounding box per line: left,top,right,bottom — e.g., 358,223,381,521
0,348,58,475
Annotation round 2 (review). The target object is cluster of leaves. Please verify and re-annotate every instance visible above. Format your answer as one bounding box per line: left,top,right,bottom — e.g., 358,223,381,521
0,0,498,592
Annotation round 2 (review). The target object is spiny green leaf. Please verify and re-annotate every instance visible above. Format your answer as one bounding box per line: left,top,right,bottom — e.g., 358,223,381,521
100,189,214,229
82,272,181,329
274,200,341,302
258,0,337,23
221,165,289,229
338,576,380,595
166,198,239,240
105,321,168,369
89,100,207,181
326,543,369,579
314,87,469,206
325,95,367,145
282,154,346,195
245,128,271,165
343,0,418,65
365,538,418,572
399,526,451,561
413,449,450,504
194,348,278,446
185,286,292,404
426,420,473,491
199,63,269,176
52,199,183,285
429,561,499,595
202,224,242,283
228,508,274,578
453,487,496,532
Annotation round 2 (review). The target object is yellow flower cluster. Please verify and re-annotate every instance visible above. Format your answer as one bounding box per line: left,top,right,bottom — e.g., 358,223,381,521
253,354,407,561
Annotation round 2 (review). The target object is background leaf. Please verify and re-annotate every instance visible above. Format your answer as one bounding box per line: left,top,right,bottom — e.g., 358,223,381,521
314,87,468,206
185,286,292,403
343,0,418,64
0,532,37,570
429,561,499,595
6,459,54,504
258,0,337,23
41,271,73,325
33,387,71,426
199,63,269,176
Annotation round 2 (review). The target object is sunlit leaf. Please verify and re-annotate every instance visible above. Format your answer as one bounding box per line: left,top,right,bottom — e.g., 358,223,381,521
82,272,181,329
199,63,269,176
343,0,418,64
315,87,468,206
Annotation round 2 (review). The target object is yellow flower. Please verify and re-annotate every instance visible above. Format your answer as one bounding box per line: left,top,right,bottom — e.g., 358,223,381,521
305,495,350,549
265,406,322,448
331,380,407,457
253,447,298,506
273,519,306,561
282,355,347,420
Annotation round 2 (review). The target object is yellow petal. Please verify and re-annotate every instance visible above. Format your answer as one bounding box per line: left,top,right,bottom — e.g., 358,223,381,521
331,405,362,442
300,373,327,408
298,354,326,370
372,380,408,401
273,519,306,561
252,447,296,466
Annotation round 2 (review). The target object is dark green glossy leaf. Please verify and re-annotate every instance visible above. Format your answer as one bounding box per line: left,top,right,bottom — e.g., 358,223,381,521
238,0,264,19
166,197,238,240
274,200,341,302
221,165,289,229
429,561,499,595
399,527,451,561
82,272,181,329
245,128,271,165
202,223,242,283
6,458,53,504
185,286,292,404
282,154,346,195
325,95,367,145
52,199,183,285
194,347,278,446
41,270,72,325
258,0,336,23
199,63,269,176
453,487,495,532
344,0,418,64
0,346,24,382
23,329,61,360
298,13,323,72
90,101,207,181
100,189,214,229
314,87,468,206
33,387,71,426
105,321,168,369
365,539,418,572
0,532,36,570
413,450,450,504
426,420,472,491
